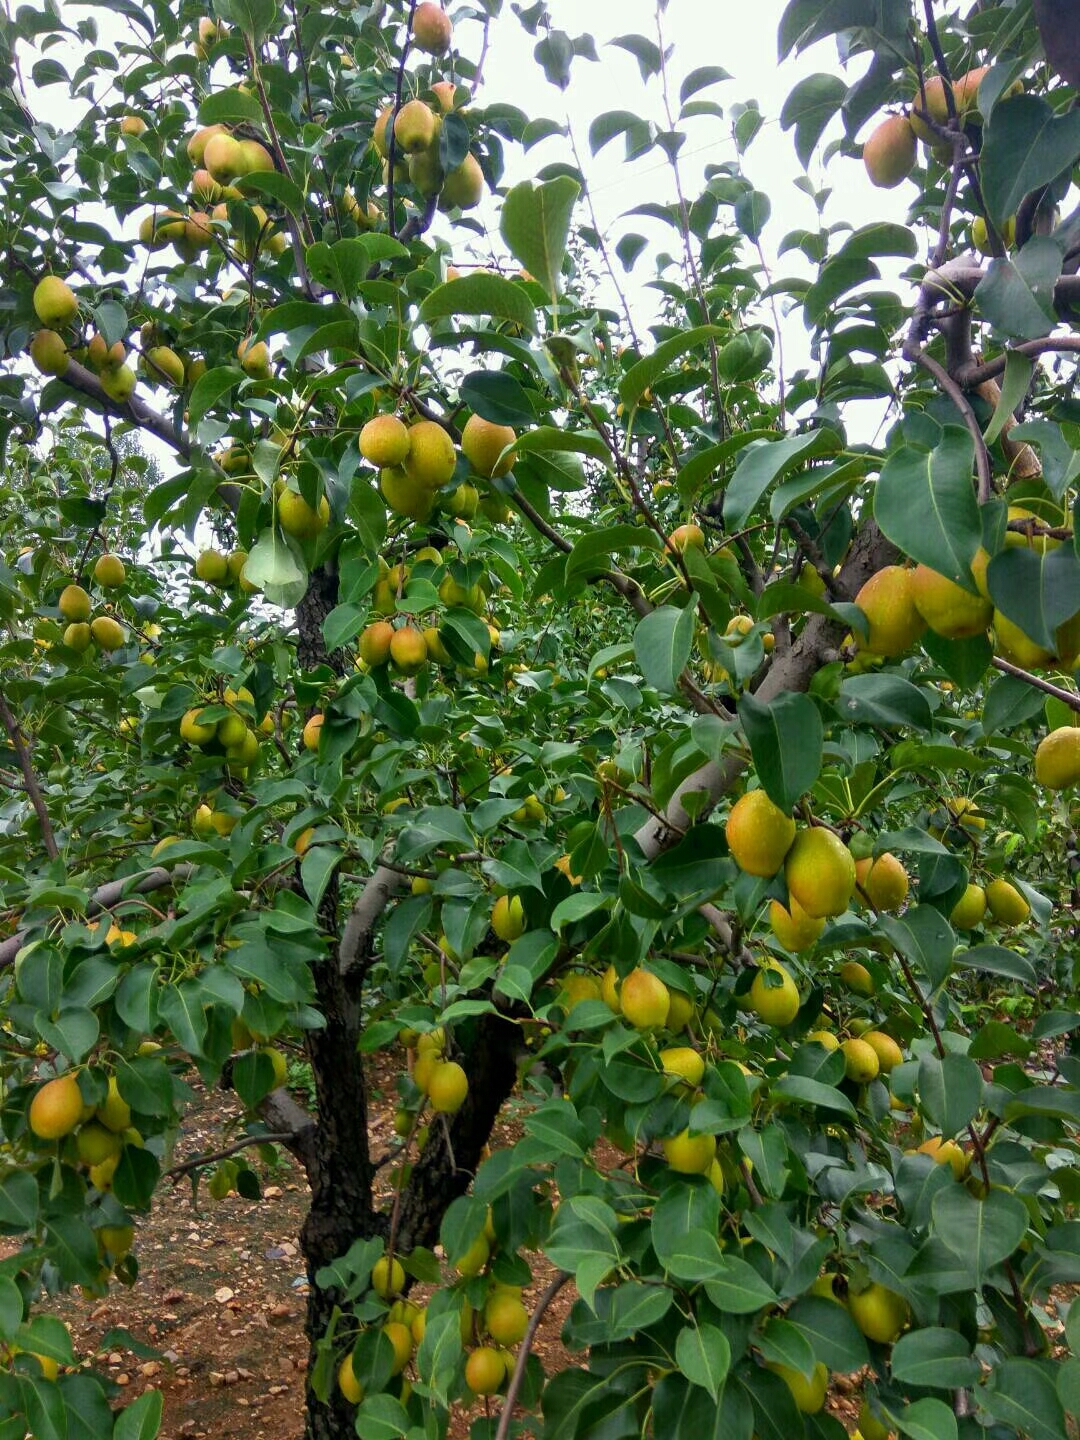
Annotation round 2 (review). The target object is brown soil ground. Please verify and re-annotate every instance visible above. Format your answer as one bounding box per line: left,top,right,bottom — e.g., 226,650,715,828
44,1062,582,1440
43,1064,897,1440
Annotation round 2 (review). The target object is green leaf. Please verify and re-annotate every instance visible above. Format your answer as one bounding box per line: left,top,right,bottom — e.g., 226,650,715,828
620,325,728,408
353,1394,411,1440
891,1398,957,1440
770,1074,857,1120
299,844,341,911
982,673,1047,734
874,431,983,588
931,1185,1028,1280
197,87,265,125
976,241,1064,342
483,842,546,894
724,429,841,531
0,1171,38,1231
459,370,535,429
158,982,208,1057
93,300,128,349
701,1255,780,1312
1004,1085,1080,1124
601,1281,673,1339
917,1052,984,1137
415,1309,462,1408
890,1329,980,1389
113,1386,164,1440
610,32,662,81
739,692,822,812
513,426,611,464
588,109,654,160
984,353,1035,446
634,604,696,694
565,523,662,586
676,1323,731,1399
981,1358,1070,1440
877,907,956,990
735,190,771,241
987,544,1080,651
681,65,731,103
981,94,1080,228
780,73,846,167
242,528,308,609
784,1296,870,1374
419,274,537,335
953,944,1036,984
45,1215,100,1286
1007,419,1080,503
837,674,933,731
499,177,580,300
0,1277,22,1340
34,1006,98,1062
13,1316,72,1365
237,169,307,217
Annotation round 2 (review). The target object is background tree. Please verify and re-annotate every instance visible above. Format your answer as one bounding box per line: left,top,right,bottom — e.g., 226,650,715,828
0,3,1079,1440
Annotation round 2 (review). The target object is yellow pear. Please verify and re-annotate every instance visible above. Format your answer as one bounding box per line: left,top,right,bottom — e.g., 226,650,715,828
725,790,796,878
360,415,411,467
403,420,457,487
619,969,670,1029
1034,726,1080,789
950,883,986,930
440,153,485,210
853,566,926,657
461,414,516,478
863,114,916,188
785,828,856,918
393,100,437,156
769,895,825,952
33,276,79,327
910,564,992,639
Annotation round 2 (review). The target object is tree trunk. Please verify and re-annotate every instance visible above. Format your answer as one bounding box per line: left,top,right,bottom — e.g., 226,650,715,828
396,1013,521,1252
295,564,387,1440
290,568,522,1436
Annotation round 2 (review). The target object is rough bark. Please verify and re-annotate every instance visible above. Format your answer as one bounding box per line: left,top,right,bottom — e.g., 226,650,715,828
633,518,901,860
294,563,387,1440
395,1012,522,1253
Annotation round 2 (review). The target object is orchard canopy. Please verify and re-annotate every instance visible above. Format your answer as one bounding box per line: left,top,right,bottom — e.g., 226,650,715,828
1,1,1080,1439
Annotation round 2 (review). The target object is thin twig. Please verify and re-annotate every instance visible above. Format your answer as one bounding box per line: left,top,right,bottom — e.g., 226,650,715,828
0,696,59,860
494,1272,572,1440
656,5,726,438
74,411,121,586
991,657,1080,711
165,1131,297,1180
910,348,994,501
386,0,420,239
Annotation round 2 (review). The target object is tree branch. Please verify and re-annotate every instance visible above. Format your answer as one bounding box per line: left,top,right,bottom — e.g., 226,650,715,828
631,520,900,860
0,695,59,860
0,862,195,968
911,347,994,502
956,336,1080,387
338,863,404,978
509,489,652,619
42,361,241,510
386,0,420,239
165,1129,298,1180
494,1271,572,1440
991,656,1080,711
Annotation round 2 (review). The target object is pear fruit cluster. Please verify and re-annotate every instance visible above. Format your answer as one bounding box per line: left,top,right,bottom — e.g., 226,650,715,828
373,93,485,213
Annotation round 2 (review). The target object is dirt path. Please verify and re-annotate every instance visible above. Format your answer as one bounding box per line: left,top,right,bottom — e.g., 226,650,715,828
56,1085,312,1440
